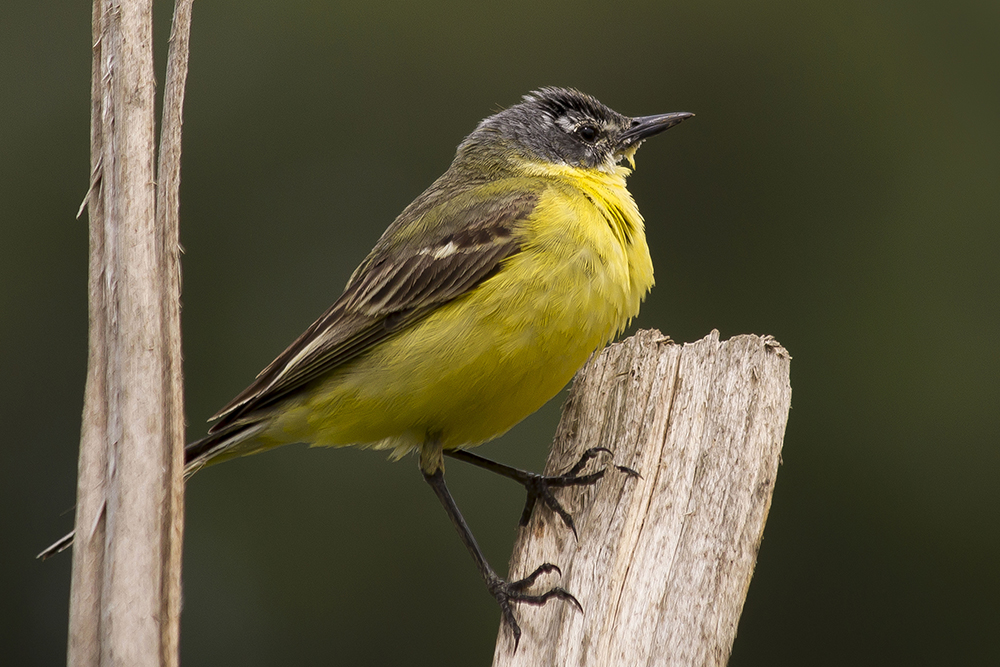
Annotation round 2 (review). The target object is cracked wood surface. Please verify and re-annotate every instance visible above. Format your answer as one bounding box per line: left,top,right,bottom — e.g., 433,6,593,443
492,330,792,666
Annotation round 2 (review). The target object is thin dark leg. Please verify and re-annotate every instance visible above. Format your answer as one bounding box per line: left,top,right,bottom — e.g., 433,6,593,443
445,447,639,536
421,467,581,649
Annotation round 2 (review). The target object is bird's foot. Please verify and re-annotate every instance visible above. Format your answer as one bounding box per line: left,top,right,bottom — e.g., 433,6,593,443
489,562,582,651
517,447,640,536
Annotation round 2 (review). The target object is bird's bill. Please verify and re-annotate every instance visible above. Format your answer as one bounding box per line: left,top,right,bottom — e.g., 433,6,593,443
614,111,693,167
620,111,695,146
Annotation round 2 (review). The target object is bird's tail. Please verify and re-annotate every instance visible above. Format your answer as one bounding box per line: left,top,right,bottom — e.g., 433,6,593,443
37,421,267,560
182,420,269,476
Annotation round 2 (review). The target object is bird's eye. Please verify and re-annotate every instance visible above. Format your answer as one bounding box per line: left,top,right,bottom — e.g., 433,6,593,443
577,124,598,142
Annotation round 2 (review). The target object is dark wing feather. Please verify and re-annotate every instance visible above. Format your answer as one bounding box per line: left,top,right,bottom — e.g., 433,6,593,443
208,184,540,432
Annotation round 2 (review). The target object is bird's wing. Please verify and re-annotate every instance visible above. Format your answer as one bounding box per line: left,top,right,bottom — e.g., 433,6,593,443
208,183,541,431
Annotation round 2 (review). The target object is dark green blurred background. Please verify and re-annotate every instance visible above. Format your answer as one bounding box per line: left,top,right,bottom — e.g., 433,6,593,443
4,0,998,665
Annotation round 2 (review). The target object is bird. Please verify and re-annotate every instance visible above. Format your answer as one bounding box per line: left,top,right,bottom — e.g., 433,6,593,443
42,87,692,647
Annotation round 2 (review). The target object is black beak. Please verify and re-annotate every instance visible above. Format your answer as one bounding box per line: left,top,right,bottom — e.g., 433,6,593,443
620,111,694,146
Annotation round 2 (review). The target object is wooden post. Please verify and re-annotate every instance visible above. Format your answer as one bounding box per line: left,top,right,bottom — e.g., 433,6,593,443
493,330,792,666
68,1,192,665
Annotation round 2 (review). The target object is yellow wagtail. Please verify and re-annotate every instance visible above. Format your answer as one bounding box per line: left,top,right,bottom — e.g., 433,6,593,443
44,87,692,646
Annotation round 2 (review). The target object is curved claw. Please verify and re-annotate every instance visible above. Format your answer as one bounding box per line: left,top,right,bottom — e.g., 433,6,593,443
508,562,562,591
517,447,638,535
564,446,613,476
491,563,583,651
615,464,641,478
442,445,641,537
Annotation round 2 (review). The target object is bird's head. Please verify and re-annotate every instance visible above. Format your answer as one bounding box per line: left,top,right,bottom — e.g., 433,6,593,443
459,87,692,174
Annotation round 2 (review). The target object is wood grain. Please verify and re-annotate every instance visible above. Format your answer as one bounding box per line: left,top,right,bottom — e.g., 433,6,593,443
67,2,191,665
492,330,792,666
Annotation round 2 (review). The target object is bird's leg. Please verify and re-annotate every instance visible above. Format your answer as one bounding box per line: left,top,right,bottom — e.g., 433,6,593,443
421,459,581,650
445,447,639,537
